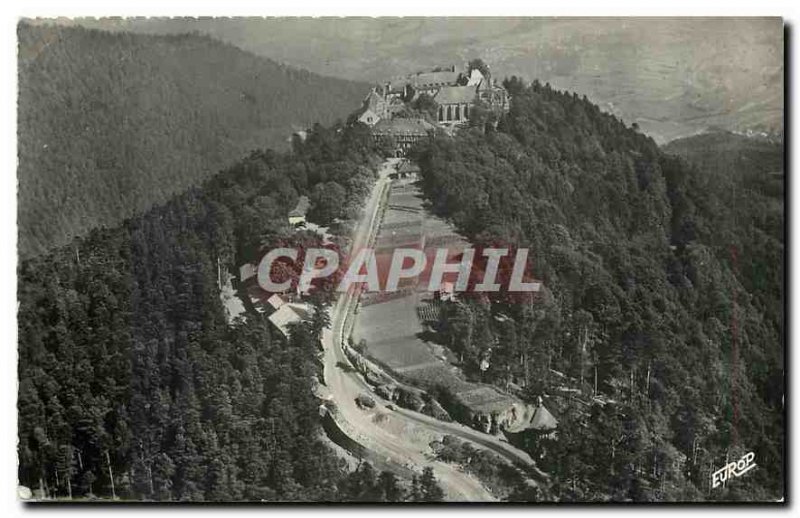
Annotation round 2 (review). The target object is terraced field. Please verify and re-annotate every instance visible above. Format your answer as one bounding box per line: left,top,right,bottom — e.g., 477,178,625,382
352,172,527,428
353,178,463,383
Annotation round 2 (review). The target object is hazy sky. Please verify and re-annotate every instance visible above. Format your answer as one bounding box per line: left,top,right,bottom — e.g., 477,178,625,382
35,17,784,143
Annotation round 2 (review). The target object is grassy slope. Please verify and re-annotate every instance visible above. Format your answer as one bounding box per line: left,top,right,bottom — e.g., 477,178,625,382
663,130,784,330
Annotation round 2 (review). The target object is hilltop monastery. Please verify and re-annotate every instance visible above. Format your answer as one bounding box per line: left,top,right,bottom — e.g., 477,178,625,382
355,64,510,156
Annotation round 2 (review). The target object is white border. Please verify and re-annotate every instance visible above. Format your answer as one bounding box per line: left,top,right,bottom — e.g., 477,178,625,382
1,2,796,517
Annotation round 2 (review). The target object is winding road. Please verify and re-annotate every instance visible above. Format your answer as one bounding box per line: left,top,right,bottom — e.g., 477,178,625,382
319,158,543,501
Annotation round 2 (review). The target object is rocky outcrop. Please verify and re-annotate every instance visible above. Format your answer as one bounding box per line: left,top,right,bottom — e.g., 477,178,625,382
355,393,376,409
374,383,397,401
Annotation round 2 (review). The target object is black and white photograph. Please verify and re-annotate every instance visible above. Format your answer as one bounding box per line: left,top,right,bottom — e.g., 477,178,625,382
6,6,789,508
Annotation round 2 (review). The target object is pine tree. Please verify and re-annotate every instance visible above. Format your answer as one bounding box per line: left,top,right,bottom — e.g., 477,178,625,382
419,467,445,502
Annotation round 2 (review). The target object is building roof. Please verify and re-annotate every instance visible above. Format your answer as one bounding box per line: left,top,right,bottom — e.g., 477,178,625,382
363,89,385,110
372,118,435,137
397,161,420,174
266,293,285,310
387,98,406,114
289,196,310,218
357,107,380,125
466,68,486,86
383,82,405,95
530,404,558,431
434,85,478,105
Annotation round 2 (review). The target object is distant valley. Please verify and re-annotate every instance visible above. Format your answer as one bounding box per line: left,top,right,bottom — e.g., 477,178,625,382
63,17,784,144
18,23,368,257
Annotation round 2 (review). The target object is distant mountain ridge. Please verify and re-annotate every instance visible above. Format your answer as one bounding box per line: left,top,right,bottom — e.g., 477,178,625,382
17,23,369,257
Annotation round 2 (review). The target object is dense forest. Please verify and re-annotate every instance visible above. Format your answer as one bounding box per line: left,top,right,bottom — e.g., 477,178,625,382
411,78,784,501
18,23,368,258
17,121,448,502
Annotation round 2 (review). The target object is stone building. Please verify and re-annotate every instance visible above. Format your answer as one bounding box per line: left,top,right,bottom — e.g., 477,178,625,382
357,107,380,126
266,293,311,338
529,396,558,438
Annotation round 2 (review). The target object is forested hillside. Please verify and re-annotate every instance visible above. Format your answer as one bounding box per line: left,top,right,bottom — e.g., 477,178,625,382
17,23,368,258
662,131,784,337
18,123,448,501
411,79,784,501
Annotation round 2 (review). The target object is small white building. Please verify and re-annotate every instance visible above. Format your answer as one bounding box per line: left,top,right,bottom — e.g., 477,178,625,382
466,68,486,86
268,302,310,338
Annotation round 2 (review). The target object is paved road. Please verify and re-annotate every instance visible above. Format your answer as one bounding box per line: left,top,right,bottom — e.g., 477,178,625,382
319,158,545,501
